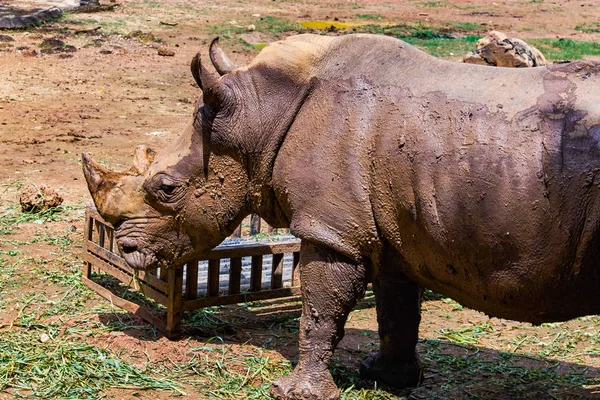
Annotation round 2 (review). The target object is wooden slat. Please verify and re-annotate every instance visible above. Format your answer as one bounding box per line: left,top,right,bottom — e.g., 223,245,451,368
231,225,242,238
83,253,169,305
292,251,301,287
83,252,132,286
228,257,242,295
208,259,220,297
250,255,263,291
185,261,199,300
159,267,168,281
86,242,168,293
167,268,183,338
85,209,94,241
182,287,302,311
250,214,261,235
83,211,93,279
81,276,169,334
271,253,284,289
107,227,115,252
96,221,105,248
205,240,300,259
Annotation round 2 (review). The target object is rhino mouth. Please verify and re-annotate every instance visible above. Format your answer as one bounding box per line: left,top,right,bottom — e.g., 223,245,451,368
122,249,158,270
117,237,159,270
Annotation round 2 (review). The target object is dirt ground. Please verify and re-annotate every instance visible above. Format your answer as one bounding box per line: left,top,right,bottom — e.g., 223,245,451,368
0,0,599,399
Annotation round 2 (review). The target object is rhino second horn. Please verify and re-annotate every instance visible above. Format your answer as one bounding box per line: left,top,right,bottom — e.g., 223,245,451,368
131,145,156,174
209,37,238,76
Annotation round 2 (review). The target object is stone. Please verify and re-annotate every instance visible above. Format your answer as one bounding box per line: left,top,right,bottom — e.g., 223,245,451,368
463,30,547,68
157,47,174,57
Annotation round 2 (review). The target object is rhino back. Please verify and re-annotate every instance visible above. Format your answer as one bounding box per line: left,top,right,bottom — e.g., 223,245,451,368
270,35,600,322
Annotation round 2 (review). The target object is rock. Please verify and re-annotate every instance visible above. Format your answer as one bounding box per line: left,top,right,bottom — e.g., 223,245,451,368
0,34,14,42
40,333,50,343
247,24,256,31
39,38,77,54
463,30,547,68
0,7,62,29
22,48,38,57
157,47,174,56
129,30,161,43
19,183,64,213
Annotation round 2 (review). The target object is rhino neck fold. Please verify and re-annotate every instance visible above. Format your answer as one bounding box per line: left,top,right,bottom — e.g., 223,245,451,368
228,67,317,229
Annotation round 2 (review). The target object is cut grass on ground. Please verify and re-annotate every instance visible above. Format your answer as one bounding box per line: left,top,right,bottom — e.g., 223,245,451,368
0,329,181,399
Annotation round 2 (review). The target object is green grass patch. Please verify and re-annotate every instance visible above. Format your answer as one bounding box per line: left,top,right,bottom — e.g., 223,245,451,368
575,22,600,33
401,36,479,58
529,38,600,61
355,14,383,20
418,0,447,7
210,16,300,37
350,23,454,39
446,21,481,31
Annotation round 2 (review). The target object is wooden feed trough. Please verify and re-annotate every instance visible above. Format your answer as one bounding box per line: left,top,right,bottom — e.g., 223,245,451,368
82,207,302,338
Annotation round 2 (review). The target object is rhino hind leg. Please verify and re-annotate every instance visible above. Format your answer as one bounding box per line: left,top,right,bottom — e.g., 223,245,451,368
270,242,367,400
360,245,423,388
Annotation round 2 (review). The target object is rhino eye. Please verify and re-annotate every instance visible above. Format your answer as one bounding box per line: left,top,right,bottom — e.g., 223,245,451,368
145,174,186,205
159,184,176,195
157,182,182,202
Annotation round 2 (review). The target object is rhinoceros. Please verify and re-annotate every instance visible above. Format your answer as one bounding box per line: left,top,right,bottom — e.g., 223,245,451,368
82,34,600,399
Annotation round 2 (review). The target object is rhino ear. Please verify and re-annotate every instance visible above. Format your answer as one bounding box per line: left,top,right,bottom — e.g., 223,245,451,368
191,53,217,92
209,37,238,76
131,145,156,174
191,53,230,109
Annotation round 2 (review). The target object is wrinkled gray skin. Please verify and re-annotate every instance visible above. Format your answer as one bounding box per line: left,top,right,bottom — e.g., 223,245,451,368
83,34,600,400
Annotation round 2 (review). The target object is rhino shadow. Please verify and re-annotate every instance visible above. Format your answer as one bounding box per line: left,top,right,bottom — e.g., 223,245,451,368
95,288,599,400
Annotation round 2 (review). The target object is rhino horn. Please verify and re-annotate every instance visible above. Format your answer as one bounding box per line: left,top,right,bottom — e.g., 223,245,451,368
209,37,238,76
131,145,156,174
81,153,120,215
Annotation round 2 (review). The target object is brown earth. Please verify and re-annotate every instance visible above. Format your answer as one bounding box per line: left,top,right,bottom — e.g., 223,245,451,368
0,0,599,399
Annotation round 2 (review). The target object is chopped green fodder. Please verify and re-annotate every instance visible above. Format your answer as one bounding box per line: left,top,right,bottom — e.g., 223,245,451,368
0,330,181,399
167,339,291,399
0,204,78,235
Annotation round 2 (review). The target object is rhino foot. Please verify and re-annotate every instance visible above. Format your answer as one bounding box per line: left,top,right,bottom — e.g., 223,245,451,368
270,368,339,400
359,352,422,389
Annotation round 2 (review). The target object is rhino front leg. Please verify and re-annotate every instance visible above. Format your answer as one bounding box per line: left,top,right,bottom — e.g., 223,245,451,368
271,241,367,400
360,244,423,388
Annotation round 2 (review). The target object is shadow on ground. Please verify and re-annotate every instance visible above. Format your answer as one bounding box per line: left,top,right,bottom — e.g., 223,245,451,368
96,293,600,400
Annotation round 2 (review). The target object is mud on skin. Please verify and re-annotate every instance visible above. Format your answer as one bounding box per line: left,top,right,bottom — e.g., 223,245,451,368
83,35,600,399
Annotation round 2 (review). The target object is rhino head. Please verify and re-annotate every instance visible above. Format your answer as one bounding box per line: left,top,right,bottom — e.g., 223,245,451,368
82,39,254,270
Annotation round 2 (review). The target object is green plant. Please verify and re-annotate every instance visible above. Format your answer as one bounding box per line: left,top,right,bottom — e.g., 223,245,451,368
355,14,383,20
575,22,600,33
529,38,600,60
